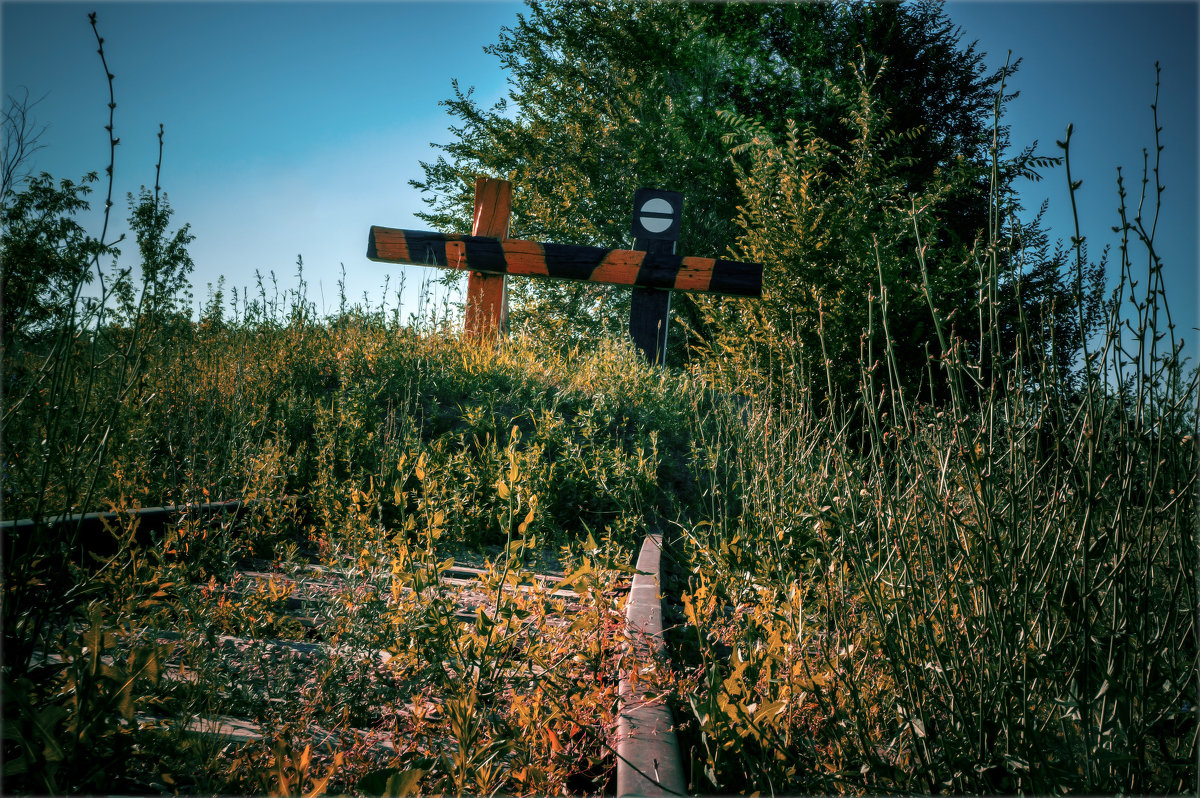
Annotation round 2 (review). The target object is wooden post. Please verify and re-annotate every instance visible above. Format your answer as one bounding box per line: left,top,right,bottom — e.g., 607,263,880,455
464,178,512,339
629,244,673,365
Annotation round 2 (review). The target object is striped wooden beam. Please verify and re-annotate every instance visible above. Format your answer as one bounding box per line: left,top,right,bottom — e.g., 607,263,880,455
367,226,762,298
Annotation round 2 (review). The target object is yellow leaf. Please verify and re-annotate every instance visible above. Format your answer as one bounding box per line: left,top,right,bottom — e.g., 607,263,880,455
118,680,134,722
556,562,593,594
383,768,425,798
517,506,535,534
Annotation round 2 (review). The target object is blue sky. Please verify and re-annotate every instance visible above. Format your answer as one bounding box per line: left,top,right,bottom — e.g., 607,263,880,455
2,1,1197,355
947,0,1198,359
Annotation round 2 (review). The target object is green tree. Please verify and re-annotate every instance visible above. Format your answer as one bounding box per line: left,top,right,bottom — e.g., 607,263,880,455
710,59,962,402
1,172,113,343
710,55,1099,405
112,186,195,328
991,202,1108,394
413,0,1010,361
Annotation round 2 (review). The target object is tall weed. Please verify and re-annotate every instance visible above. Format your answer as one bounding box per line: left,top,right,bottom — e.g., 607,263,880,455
671,67,1197,794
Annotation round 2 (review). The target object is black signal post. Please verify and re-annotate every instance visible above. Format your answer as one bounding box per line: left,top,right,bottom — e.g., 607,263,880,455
629,188,683,365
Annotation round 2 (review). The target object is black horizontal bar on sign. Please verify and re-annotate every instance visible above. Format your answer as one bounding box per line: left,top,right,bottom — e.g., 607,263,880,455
367,226,763,299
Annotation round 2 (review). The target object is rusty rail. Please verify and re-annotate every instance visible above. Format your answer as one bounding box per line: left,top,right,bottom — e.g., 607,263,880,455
1,497,295,557
617,533,686,797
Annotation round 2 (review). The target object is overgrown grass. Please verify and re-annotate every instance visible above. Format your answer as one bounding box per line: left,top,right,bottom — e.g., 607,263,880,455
664,81,1198,795
2,272,710,792
2,19,1195,794
6,219,1192,792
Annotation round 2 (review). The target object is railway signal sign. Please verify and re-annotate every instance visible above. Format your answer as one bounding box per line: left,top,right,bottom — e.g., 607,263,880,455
628,188,682,364
367,179,762,364
630,188,682,241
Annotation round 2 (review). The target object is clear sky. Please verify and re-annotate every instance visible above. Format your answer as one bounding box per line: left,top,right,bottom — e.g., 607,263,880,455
2,1,1197,355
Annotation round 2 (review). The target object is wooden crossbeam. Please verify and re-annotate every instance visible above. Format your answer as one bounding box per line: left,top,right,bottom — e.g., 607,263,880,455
367,227,762,298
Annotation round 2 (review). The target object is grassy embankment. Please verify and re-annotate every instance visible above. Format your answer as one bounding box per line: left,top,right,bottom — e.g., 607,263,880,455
2,43,1195,798
4,228,1195,793
3,283,709,793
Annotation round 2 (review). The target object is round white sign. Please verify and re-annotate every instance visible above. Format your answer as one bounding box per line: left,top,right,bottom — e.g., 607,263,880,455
638,197,675,233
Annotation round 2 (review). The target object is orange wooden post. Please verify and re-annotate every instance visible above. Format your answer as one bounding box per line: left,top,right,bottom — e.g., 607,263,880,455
464,178,512,339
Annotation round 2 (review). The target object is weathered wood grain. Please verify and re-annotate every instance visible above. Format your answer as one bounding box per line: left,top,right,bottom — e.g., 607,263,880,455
465,177,511,338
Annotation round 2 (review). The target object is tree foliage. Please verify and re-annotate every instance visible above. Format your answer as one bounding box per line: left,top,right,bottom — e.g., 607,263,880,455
1,172,112,342
1,178,195,345
414,1,1012,354
112,187,195,326
705,56,1106,405
709,62,959,401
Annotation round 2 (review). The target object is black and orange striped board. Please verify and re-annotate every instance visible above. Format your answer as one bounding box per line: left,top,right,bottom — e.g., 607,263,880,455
367,226,762,299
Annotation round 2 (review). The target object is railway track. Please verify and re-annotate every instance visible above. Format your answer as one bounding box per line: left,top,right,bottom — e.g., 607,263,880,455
6,503,687,795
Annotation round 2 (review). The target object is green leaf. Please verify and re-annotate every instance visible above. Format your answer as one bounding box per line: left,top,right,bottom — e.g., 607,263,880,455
475,608,495,633
358,767,426,797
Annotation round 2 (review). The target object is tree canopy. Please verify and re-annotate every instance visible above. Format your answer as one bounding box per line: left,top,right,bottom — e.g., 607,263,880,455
414,0,1098,395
